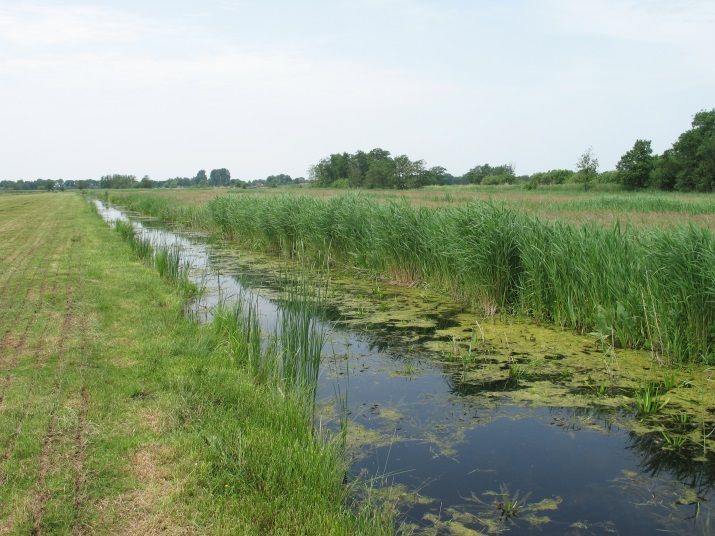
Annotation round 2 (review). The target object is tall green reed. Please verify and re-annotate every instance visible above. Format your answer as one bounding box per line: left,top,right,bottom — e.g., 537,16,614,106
114,220,152,260
214,282,327,400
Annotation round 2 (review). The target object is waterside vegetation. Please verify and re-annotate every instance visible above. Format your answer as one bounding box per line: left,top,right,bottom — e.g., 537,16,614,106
109,191,714,365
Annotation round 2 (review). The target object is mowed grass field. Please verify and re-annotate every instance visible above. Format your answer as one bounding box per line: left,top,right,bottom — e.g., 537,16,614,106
112,185,715,229
0,193,388,535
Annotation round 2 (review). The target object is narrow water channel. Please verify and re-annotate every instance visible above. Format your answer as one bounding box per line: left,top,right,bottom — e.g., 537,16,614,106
94,200,713,535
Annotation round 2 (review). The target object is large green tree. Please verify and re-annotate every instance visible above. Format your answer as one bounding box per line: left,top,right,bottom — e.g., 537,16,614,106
364,158,395,188
209,168,231,186
649,109,715,191
616,139,653,189
393,155,426,189
672,109,715,191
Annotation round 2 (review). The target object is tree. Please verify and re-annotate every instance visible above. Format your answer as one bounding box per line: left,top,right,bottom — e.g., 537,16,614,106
265,174,292,187
616,139,653,189
670,109,715,191
425,166,448,185
462,164,514,185
348,150,370,187
209,168,231,186
139,175,153,188
364,159,395,188
649,150,677,190
394,155,426,189
576,148,598,191
462,164,491,184
99,174,137,189
193,169,208,186
308,147,452,188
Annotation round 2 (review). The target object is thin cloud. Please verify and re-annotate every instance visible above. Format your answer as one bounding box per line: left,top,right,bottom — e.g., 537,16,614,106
546,0,715,48
0,4,157,48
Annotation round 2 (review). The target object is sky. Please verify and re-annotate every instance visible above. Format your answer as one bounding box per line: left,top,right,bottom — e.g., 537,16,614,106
0,0,713,181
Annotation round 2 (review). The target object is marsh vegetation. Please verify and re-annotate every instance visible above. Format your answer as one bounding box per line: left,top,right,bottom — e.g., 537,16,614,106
111,190,714,364
91,191,715,534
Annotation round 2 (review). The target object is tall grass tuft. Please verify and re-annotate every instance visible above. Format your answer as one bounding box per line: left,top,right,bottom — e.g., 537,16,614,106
214,282,326,399
274,281,326,398
114,221,192,291
114,220,152,260
213,294,264,378
114,220,136,241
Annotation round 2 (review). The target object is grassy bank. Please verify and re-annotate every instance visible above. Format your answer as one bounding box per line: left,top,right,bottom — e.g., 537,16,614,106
110,191,714,365
0,193,389,534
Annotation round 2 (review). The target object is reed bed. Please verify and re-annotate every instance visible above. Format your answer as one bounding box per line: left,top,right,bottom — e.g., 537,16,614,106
206,193,714,364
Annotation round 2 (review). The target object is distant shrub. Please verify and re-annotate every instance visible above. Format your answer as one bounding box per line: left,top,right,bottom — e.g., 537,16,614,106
597,170,620,184
530,169,574,185
331,178,351,189
482,173,514,185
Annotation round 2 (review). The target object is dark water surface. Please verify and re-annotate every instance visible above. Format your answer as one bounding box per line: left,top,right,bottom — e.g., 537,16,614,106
94,200,713,535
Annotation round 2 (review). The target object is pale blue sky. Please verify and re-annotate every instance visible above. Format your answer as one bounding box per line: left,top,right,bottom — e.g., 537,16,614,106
1,1,713,180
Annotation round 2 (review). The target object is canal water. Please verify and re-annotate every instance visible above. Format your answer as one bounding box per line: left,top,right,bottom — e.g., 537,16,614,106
94,200,713,535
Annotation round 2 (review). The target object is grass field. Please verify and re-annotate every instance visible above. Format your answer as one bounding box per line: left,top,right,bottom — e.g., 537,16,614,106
0,193,388,534
108,188,715,365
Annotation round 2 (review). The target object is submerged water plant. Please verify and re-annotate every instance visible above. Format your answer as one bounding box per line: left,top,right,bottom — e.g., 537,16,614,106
497,492,527,520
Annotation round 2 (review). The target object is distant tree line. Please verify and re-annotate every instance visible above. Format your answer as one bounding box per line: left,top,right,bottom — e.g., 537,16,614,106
0,167,311,191
528,109,715,192
309,109,714,192
2,109,712,192
309,149,613,190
